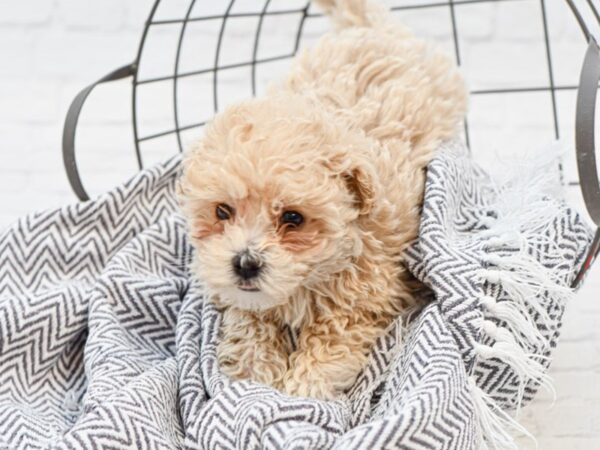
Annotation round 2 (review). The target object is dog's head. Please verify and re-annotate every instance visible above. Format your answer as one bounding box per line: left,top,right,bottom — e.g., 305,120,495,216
179,95,378,311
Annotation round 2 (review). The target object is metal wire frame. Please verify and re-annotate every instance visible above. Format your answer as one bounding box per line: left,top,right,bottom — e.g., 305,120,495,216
62,0,600,283
127,0,599,164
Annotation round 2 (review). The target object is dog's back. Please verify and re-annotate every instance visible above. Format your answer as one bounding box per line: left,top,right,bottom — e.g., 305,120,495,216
282,0,467,169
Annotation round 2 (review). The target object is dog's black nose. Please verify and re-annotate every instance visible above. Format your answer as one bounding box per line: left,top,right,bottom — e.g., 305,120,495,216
232,250,262,280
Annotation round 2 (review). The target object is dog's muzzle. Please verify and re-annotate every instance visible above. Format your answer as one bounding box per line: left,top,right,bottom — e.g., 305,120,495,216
232,249,262,280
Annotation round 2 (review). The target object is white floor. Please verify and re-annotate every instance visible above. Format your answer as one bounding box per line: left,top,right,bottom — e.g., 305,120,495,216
515,265,600,450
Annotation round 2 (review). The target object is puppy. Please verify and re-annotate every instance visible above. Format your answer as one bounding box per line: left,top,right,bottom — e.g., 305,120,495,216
178,0,467,400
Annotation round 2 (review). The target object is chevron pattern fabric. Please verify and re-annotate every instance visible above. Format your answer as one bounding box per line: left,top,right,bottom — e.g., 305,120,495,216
0,141,591,449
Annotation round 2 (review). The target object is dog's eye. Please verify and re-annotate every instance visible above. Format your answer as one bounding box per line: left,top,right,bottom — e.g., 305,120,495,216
216,204,234,220
281,210,304,227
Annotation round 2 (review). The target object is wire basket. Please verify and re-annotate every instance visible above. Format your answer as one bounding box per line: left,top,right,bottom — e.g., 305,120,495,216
62,0,600,284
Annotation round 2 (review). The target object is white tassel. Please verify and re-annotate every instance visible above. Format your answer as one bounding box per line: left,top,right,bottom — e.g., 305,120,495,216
474,337,554,414
477,142,567,256
469,377,537,450
479,295,546,349
481,254,572,297
482,232,523,250
479,269,552,325
483,146,564,238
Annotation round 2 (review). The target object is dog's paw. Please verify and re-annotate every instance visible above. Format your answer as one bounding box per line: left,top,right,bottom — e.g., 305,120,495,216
283,375,338,401
217,341,287,389
218,351,249,381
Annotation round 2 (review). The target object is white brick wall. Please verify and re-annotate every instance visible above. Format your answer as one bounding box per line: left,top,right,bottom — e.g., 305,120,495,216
0,0,150,225
0,1,599,447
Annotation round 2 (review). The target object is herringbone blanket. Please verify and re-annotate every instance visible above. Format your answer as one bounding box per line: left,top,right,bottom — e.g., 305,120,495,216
0,140,591,449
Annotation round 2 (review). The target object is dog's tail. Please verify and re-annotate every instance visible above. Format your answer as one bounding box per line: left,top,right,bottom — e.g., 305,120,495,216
312,0,388,29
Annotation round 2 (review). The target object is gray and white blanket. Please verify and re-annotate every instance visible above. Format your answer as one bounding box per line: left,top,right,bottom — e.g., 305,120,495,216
0,140,591,449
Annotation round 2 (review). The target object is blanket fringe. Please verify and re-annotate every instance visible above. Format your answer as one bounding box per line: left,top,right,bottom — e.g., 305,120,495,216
470,378,536,450
471,142,573,448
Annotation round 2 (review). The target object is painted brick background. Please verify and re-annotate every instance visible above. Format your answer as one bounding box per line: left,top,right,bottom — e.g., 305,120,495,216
0,0,599,448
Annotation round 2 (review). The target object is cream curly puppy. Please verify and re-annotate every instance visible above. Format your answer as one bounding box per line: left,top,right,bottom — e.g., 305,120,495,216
179,0,467,400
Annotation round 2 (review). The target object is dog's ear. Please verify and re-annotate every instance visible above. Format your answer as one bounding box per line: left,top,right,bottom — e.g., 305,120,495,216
324,146,377,216
342,164,375,216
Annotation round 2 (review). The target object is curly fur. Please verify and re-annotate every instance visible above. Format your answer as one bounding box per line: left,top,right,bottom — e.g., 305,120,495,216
178,0,468,400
